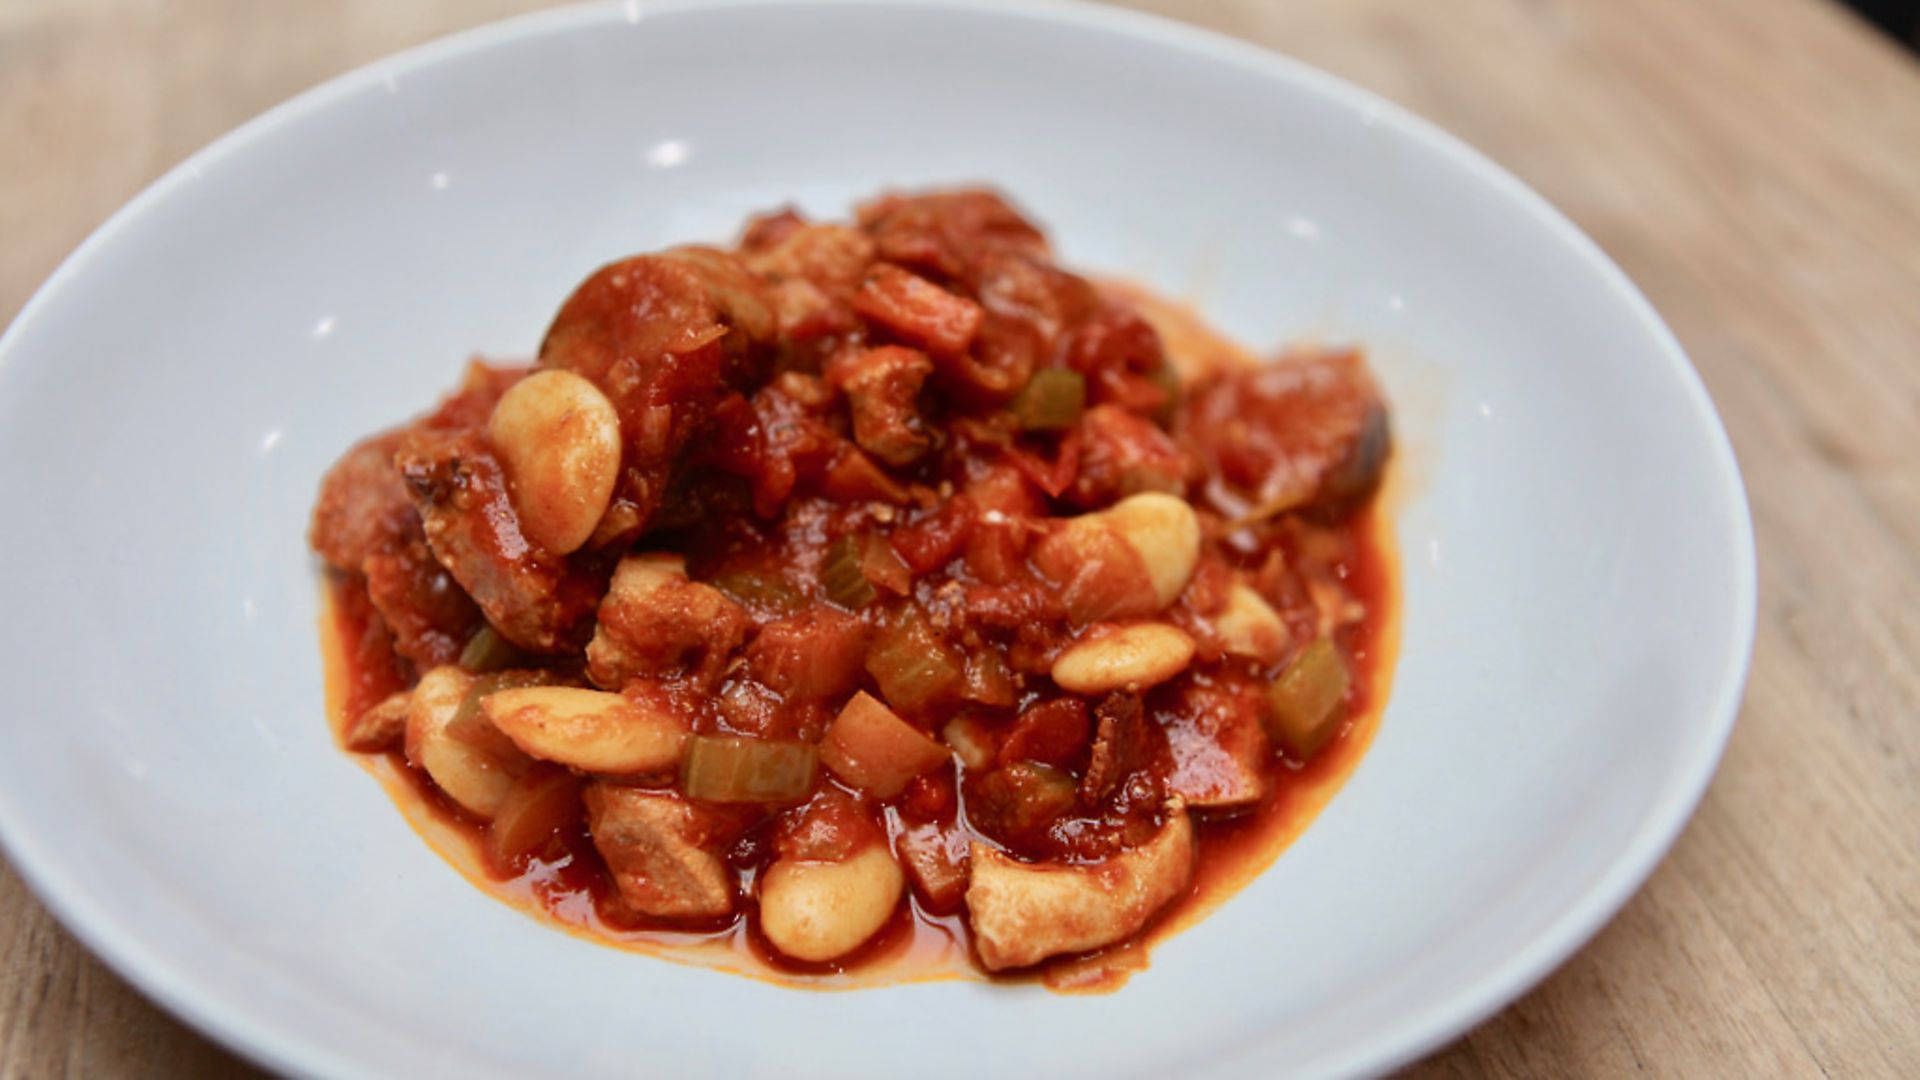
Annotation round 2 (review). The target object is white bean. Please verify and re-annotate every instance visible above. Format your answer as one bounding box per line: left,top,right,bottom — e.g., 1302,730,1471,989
758,844,904,963
1051,622,1195,694
404,665,530,820
482,685,687,774
488,369,622,555
1214,583,1288,663
1101,492,1201,608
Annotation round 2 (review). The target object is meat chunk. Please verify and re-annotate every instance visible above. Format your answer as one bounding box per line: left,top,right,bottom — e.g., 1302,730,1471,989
538,254,766,535
1064,302,1173,414
584,784,736,922
740,222,875,293
361,536,478,669
309,430,415,571
996,698,1091,771
828,345,933,467
965,801,1194,971
585,553,750,689
311,428,480,668
1158,677,1272,808
856,189,1050,281
1079,693,1148,806
1179,349,1390,516
1065,404,1192,509
737,224,875,356
395,429,599,652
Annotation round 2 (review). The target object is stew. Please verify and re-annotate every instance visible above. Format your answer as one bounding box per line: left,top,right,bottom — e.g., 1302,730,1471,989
311,188,1395,989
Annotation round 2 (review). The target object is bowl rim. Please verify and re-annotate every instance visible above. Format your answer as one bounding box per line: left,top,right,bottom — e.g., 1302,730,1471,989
0,0,1758,1076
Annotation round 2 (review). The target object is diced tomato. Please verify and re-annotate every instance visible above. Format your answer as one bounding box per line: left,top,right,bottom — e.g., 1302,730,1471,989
852,264,983,359
997,698,1091,770
890,496,975,575
746,607,871,701
772,789,883,863
900,769,958,822
894,822,970,913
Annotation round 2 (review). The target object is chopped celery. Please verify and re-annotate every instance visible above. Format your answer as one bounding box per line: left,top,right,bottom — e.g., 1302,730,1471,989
1265,637,1351,757
821,534,877,609
865,607,962,714
1011,367,1087,431
680,735,817,803
709,568,805,614
447,669,547,741
457,625,520,674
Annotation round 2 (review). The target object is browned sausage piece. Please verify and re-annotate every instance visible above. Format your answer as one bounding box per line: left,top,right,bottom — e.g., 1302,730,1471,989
1179,348,1389,517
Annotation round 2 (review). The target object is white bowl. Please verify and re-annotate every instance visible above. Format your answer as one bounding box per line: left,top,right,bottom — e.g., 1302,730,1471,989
0,1,1755,1076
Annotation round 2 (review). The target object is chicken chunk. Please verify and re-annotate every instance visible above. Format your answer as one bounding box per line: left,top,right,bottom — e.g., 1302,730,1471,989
829,345,934,467
585,553,750,689
584,784,735,921
965,801,1194,971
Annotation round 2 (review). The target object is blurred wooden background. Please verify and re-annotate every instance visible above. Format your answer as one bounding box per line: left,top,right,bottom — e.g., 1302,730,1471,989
3,0,1918,1075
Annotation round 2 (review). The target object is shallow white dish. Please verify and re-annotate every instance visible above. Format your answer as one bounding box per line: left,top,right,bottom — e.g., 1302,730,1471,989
0,1,1755,1076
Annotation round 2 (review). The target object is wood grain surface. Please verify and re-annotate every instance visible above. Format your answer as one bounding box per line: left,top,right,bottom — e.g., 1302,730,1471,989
3,0,1917,1075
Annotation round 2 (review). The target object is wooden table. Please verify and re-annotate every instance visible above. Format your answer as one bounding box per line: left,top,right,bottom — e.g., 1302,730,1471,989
4,0,1917,1075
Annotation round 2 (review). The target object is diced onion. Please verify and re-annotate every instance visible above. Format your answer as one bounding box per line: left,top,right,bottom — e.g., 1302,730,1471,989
485,764,583,872
819,692,950,798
